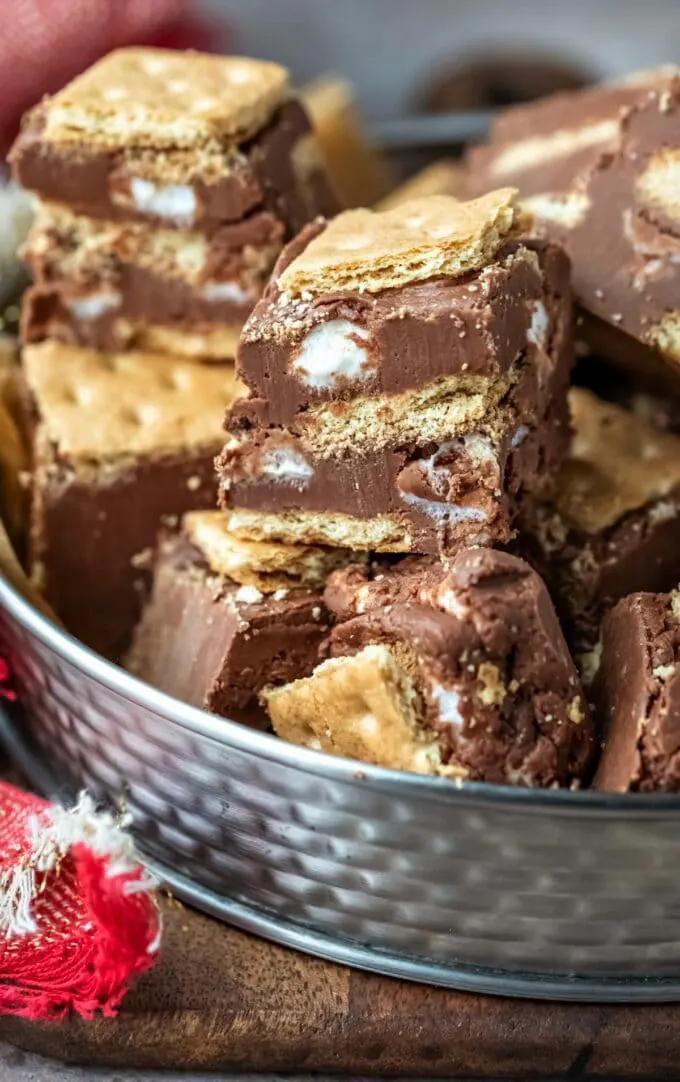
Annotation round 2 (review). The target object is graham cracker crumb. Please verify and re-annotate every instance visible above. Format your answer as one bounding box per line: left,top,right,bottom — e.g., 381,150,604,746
567,696,584,724
477,662,507,706
278,188,519,299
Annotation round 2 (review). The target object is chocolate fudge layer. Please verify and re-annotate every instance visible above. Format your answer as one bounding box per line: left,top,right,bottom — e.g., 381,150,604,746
218,191,573,555
21,203,283,359
594,590,680,792
265,549,595,787
467,67,680,369
465,66,675,198
10,50,338,235
126,511,350,723
517,388,680,668
21,341,244,660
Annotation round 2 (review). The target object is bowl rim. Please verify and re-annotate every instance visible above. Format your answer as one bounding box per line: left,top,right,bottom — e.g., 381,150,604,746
3,568,680,816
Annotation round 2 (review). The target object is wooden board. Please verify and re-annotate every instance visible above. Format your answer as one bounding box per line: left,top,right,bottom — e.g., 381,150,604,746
2,896,680,1077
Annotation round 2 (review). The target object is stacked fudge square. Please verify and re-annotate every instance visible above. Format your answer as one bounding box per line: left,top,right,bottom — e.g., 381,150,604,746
130,186,599,788
8,47,338,660
217,189,572,554
11,48,337,360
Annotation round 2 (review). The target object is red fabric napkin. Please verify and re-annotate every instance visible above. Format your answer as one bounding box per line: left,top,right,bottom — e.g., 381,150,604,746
0,777,159,1020
1,648,158,1018
0,0,221,157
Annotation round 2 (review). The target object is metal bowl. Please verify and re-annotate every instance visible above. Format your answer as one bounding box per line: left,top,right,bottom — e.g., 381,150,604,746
4,569,680,1003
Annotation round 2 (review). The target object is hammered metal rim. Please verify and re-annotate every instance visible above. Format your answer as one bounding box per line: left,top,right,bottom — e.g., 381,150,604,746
3,568,680,814
3,703,680,1004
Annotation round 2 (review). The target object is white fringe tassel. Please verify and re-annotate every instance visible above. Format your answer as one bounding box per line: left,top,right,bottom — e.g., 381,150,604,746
0,792,157,939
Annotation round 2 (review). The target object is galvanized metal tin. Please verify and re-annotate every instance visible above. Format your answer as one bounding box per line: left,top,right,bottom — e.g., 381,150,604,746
3,569,680,1002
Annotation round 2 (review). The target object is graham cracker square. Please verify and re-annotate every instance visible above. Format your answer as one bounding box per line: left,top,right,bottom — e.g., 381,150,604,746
42,48,290,150
277,188,519,299
22,341,245,460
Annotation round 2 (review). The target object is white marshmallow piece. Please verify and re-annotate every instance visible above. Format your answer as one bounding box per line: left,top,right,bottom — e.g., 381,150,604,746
66,291,122,320
511,425,529,449
261,447,314,487
400,491,488,525
292,320,373,389
130,177,197,227
200,280,252,304
527,300,549,348
430,683,465,728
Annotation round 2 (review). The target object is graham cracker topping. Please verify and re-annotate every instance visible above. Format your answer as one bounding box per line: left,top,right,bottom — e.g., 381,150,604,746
23,341,245,459
182,509,355,591
42,48,290,149
263,644,442,774
277,188,519,299
557,388,680,534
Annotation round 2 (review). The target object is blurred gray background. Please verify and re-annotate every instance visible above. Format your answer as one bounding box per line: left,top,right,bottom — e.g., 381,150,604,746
201,0,680,119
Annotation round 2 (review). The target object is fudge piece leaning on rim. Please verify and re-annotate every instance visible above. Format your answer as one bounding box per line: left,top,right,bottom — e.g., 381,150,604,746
263,548,596,788
126,510,356,726
217,189,573,557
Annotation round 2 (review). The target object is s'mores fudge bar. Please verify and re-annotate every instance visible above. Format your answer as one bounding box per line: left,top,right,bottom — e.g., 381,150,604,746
127,511,352,723
218,190,573,556
20,202,283,360
11,49,339,360
518,388,680,666
467,67,680,370
466,67,675,198
594,589,680,791
21,341,243,659
10,49,337,234
264,549,595,787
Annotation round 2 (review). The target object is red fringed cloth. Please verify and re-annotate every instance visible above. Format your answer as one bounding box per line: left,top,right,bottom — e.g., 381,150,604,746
0,780,160,1020
0,652,159,1020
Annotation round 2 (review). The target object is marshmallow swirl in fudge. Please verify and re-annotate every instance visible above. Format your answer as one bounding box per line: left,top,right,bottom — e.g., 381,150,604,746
126,511,354,724
518,388,680,670
467,67,680,370
264,548,595,787
465,67,676,199
217,190,573,555
594,588,680,792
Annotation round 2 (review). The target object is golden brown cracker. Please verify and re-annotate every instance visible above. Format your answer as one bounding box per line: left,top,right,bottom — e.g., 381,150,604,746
278,188,519,299
43,48,289,149
22,341,245,459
